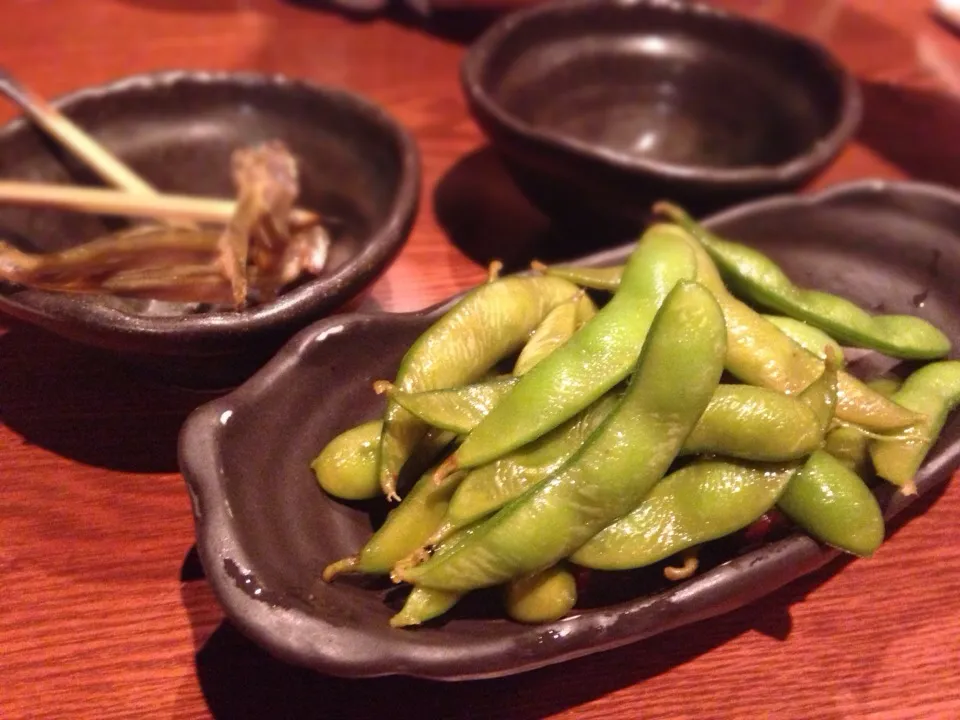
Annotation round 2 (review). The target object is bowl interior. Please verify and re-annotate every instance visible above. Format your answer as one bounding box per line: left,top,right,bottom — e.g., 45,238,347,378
480,2,846,170
0,74,405,318
183,181,960,679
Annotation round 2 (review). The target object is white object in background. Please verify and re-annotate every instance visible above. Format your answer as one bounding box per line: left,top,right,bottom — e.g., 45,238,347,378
934,0,960,33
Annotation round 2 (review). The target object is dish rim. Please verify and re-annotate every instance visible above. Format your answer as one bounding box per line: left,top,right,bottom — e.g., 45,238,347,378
460,0,863,187
179,178,960,680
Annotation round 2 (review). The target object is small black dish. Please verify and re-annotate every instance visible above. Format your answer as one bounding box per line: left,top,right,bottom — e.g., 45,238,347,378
461,0,861,226
0,70,419,387
179,179,960,681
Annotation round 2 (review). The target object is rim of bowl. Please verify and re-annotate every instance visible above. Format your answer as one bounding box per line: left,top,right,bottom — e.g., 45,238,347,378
0,69,420,354
461,0,863,187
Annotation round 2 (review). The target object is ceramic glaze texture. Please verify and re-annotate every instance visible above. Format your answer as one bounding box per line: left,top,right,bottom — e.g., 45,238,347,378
179,180,960,680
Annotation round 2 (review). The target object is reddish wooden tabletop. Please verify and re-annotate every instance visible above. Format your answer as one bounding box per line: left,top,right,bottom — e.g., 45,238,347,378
2,1,960,718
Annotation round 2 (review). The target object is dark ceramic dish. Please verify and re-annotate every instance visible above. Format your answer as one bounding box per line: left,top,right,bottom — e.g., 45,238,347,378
461,0,861,225
179,180,960,680
0,70,419,386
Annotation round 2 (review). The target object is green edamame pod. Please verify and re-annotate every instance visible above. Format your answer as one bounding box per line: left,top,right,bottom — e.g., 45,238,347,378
438,393,620,538
389,524,481,627
379,377,518,435
682,385,822,461
571,460,797,570
398,280,726,592
797,350,840,434
437,225,698,475
311,420,383,500
504,565,578,624
313,422,454,501
825,376,902,473
378,275,581,499
514,294,597,376
533,261,621,291
763,315,845,365
323,465,467,580
536,240,918,432
660,203,950,360
870,361,960,492
777,450,884,557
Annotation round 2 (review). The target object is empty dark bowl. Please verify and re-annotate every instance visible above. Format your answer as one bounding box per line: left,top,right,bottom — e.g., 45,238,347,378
179,179,960,680
461,0,861,228
0,70,419,387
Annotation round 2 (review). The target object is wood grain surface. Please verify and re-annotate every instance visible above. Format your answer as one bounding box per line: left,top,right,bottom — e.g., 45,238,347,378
1,1,960,718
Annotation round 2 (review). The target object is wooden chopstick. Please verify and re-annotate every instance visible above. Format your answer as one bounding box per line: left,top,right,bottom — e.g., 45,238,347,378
0,180,319,227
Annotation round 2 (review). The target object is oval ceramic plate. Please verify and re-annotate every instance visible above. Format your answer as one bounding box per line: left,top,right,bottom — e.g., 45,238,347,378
179,180,960,680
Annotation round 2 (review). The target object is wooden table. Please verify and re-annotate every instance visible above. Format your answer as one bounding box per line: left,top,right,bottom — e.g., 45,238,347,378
2,1,959,717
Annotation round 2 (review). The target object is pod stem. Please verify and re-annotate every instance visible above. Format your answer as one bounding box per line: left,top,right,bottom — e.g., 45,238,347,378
663,547,700,581
322,555,359,582
530,259,548,273
432,454,460,485
487,260,504,283
372,380,394,395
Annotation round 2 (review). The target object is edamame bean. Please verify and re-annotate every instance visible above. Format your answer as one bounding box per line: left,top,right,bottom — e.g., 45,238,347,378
571,460,797,570
378,275,581,499
398,281,726,593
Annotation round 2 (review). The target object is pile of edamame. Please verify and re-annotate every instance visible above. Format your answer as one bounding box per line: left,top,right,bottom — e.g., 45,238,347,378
313,203,960,628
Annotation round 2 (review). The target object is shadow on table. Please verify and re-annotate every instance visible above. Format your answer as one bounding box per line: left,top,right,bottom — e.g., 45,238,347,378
858,79,960,188
433,146,638,273
0,319,215,473
283,0,503,45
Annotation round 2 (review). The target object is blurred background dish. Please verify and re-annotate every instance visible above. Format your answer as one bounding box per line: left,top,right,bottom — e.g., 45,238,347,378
0,70,419,388
461,0,862,231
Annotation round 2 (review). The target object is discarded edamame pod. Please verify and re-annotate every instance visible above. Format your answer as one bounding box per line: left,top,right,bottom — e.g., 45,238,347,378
763,315,845,365
435,225,698,477
398,280,726,592
323,465,467,580
378,274,581,499
659,202,951,360
797,348,840,434
504,565,578,624
571,459,797,570
777,450,884,557
870,361,960,493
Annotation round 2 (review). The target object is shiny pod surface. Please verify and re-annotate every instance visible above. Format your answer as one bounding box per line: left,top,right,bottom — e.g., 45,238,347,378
180,180,960,680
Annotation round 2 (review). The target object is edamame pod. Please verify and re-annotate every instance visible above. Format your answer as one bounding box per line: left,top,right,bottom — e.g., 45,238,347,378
539,237,920,432
660,203,951,360
571,460,797,570
763,315,845,365
398,280,726,592
869,361,960,492
777,450,884,557
797,349,840,434
682,385,823,461
311,420,383,501
378,377,517,435
323,465,467,580
438,394,620,537
514,294,596,376
313,422,454,501
504,565,578,624
437,225,698,476
378,275,581,498
531,261,621,291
